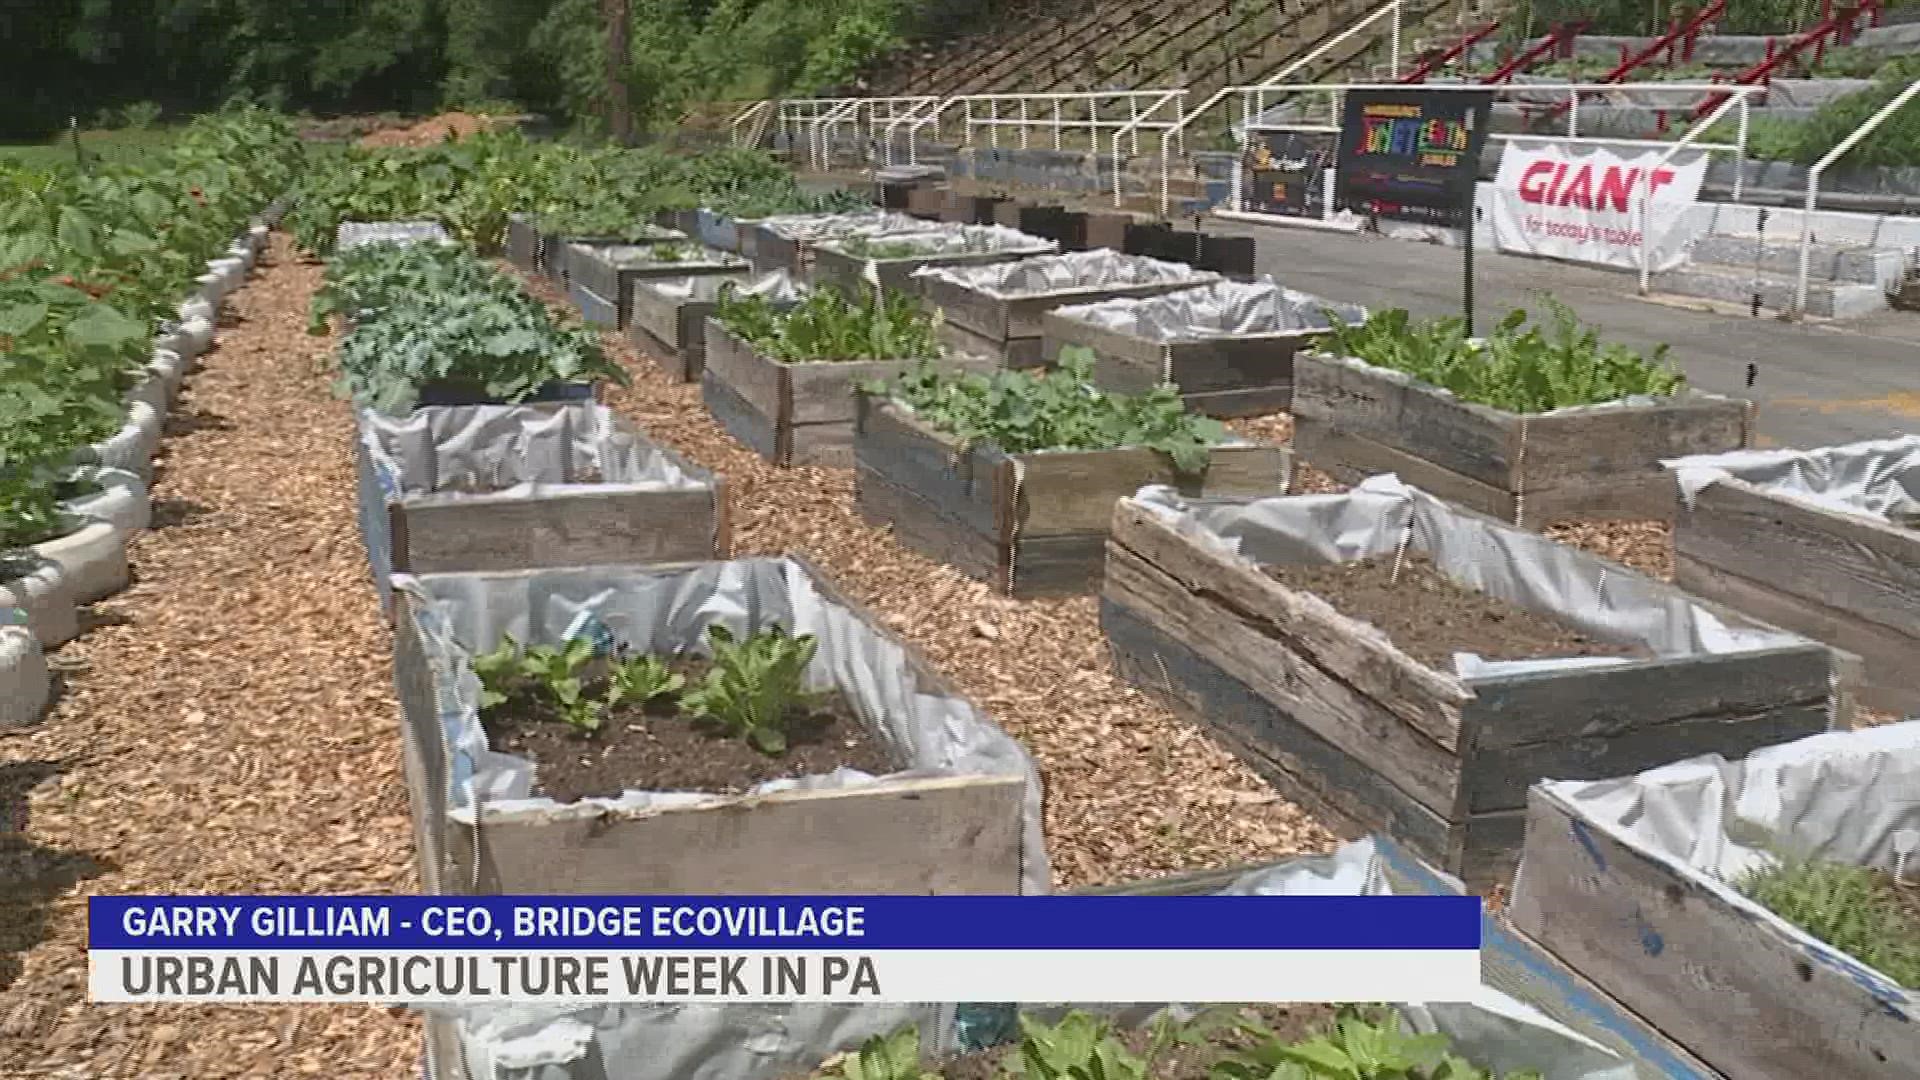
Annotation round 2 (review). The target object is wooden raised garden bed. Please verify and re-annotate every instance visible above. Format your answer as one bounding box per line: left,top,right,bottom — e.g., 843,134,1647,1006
537,223,685,286
505,212,540,272
1508,728,1920,1080
628,269,804,382
1099,486,1843,890
701,322,994,468
742,211,929,277
1668,440,1920,715
918,251,1219,368
1293,352,1755,526
389,555,1039,896
1042,282,1361,417
354,402,729,614
810,226,1059,297
854,398,1288,596
564,241,751,328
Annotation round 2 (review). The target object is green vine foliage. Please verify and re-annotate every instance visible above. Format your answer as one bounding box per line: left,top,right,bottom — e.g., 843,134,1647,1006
872,349,1227,474
1,107,303,551
1739,856,1920,989
1318,298,1684,414
284,138,853,256
315,242,628,413
715,284,940,363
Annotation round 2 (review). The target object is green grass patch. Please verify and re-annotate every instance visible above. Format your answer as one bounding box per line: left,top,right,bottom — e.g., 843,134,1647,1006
1739,856,1920,988
0,126,183,170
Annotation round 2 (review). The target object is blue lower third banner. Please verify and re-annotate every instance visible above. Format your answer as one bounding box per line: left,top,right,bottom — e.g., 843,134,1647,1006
88,895,1482,1004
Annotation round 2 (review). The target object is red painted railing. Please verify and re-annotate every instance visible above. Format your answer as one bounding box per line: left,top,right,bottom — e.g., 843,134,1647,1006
1539,0,1727,123
1480,21,1587,84
1693,0,1883,119
1398,21,1501,83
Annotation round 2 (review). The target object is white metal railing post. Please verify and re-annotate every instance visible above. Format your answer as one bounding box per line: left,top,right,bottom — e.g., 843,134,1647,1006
1020,99,1030,149
1054,100,1063,150
1568,93,1580,138
1794,76,1920,317
1388,0,1402,79
1129,96,1140,155
1733,95,1750,202
990,99,1000,148
1638,89,1756,295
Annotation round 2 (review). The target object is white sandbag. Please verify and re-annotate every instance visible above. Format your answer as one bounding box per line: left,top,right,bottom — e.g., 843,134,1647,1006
62,466,150,536
0,559,79,648
148,348,187,395
177,315,215,357
85,400,165,481
30,517,131,604
0,621,50,728
179,297,215,325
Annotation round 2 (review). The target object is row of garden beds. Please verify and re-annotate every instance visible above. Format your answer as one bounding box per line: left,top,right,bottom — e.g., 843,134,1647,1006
2,232,262,724
311,225,1050,1079
341,177,1899,1080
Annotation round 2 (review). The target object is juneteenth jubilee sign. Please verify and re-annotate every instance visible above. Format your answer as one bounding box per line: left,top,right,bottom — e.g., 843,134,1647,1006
88,896,1484,1005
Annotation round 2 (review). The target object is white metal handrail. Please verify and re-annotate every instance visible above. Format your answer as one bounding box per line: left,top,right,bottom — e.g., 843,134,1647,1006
1208,82,1761,226
1108,90,1189,206
954,90,1187,152
786,97,939,171
729,100,773,147
1793,77,1920,318
1156,0,1408,215
1634,89,1762,294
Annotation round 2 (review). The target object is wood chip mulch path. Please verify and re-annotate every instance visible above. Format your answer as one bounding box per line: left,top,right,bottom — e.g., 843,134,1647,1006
514,269,1342,889
0,235,418,1076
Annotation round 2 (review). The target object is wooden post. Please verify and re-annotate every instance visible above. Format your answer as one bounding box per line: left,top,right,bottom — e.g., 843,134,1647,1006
603,0,632,144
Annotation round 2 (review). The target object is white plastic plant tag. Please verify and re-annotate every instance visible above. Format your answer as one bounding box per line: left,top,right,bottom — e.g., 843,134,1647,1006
1894,829,1918,885
863,258,882,288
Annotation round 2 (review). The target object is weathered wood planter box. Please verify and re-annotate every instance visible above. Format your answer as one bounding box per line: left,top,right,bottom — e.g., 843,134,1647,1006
1508,725,1920,1080
627,269,804,381
1100,482,1843,890
701,322,995,468
811,225,1058,296
353,402,728,615
917,251,1219,368
854,398,1289,596
505,212,540,271
390,555,1043,896
537,223,685,286
1042,281,1362,417
743,211,930,276
564,241,751,328
1293,352,1756,526
1667,438,1920,715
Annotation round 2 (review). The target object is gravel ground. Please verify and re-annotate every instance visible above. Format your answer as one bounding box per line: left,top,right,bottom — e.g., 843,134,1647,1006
0,236,418,1076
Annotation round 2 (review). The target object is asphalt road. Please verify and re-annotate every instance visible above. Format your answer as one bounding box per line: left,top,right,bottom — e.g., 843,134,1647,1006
1211,218,1920,450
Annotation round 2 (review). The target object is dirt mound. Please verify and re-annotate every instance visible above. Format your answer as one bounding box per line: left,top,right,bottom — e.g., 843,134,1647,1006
357,111,505,148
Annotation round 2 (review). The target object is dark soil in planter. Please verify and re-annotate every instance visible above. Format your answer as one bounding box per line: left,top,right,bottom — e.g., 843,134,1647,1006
480,657,897,802
1263,553,1649,670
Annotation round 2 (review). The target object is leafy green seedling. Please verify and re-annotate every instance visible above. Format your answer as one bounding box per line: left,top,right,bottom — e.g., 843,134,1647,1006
470,634,525,710
1003,1010,1146,1080
520,638,601,735
606,652,685,711
681,624,819,756
831,1025,941,1080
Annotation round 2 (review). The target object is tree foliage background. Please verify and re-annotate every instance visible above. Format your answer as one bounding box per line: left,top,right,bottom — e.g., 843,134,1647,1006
0,0,1004,139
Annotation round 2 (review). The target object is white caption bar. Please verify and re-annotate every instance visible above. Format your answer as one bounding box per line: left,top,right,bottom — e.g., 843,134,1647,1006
91,949,1480,1004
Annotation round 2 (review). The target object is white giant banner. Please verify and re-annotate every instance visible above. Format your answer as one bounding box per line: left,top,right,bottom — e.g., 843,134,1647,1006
1490,138,1708,272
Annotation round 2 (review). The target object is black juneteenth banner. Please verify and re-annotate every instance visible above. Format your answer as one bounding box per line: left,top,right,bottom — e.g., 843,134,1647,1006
1333,88,1493,228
